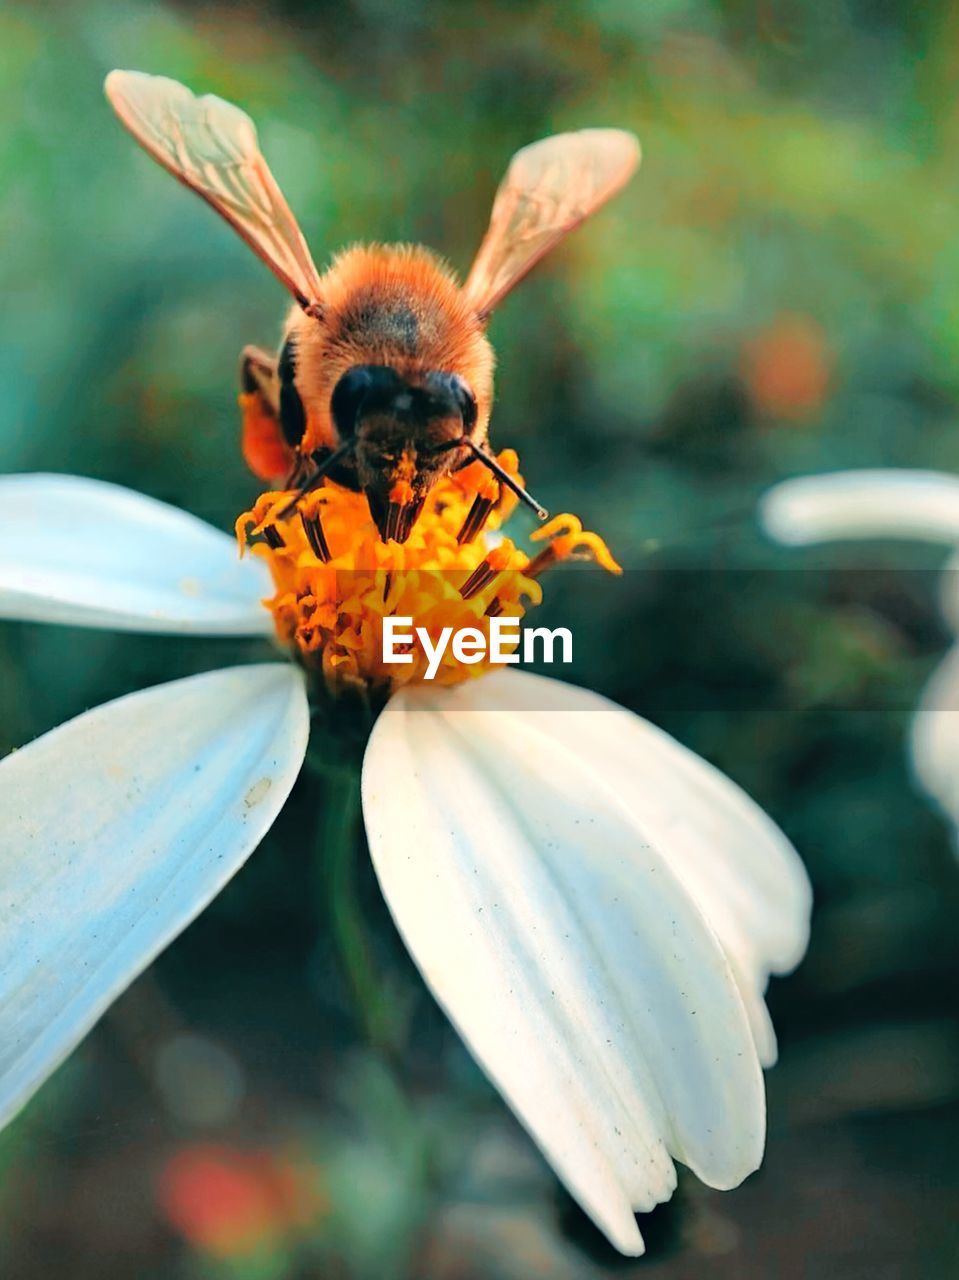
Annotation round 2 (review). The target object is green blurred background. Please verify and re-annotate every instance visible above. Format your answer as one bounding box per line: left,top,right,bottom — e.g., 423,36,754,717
2,0,959,1276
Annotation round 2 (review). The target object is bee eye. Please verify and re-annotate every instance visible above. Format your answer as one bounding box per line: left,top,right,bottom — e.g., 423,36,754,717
330,366,375,438
426,372,478,434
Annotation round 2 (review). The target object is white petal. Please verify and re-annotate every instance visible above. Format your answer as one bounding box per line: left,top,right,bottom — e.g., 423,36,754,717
0,663,309,1131
468,671,810,973
761,470,959,547
937,549,959,635
465,672,810,1066
0,474,273,634
910,645,959,828
362,671,771,1256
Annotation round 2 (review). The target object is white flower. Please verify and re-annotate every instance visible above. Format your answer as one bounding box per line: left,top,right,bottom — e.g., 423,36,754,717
761,469,959,833
760,469,959,551
1,472,811,1256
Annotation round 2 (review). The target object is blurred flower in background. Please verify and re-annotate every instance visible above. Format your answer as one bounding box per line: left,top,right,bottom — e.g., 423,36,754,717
153,1033,247,1128
740,313,832,424
157,1142,324,1260
762,469,959,835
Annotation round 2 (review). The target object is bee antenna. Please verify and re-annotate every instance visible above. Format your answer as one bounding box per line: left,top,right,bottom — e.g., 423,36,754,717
274,439,355,519
461,438,549,521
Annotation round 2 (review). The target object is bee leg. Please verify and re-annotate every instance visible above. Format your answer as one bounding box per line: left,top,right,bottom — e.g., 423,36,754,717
239,345,295,483
241,344,279,403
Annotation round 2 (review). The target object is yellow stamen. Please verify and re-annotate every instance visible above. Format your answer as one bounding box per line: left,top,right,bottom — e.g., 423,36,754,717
236,451,619,694
529,514,623,574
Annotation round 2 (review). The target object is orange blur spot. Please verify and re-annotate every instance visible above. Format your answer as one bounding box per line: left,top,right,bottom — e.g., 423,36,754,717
741,314,832,422
157,1142,324,1259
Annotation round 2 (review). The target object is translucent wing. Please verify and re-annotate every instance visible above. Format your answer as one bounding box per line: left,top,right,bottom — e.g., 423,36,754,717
105,70,323,308
463,129,640,319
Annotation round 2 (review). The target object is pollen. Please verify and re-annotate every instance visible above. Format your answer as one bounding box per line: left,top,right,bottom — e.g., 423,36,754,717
236,451,619,694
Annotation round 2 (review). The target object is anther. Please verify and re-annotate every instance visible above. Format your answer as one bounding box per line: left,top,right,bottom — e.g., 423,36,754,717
300,511,331,563
262,524,285,550
460,557,503,601
522,544,559,580
528,515,623,575
457,494,496,545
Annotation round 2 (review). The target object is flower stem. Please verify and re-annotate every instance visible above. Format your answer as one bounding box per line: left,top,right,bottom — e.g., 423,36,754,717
320,767,393,1052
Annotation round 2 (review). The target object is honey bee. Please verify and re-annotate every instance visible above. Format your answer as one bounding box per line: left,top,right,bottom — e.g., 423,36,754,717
105,70,639,543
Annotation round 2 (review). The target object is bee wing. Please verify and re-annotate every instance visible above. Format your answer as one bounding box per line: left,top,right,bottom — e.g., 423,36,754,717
105,70,323,308
463,129,640,320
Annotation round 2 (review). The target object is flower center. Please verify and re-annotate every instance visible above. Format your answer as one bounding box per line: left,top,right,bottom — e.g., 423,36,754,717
236,450,620,693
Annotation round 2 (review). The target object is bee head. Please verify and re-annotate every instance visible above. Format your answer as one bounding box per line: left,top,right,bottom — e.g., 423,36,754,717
330,364,478,543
